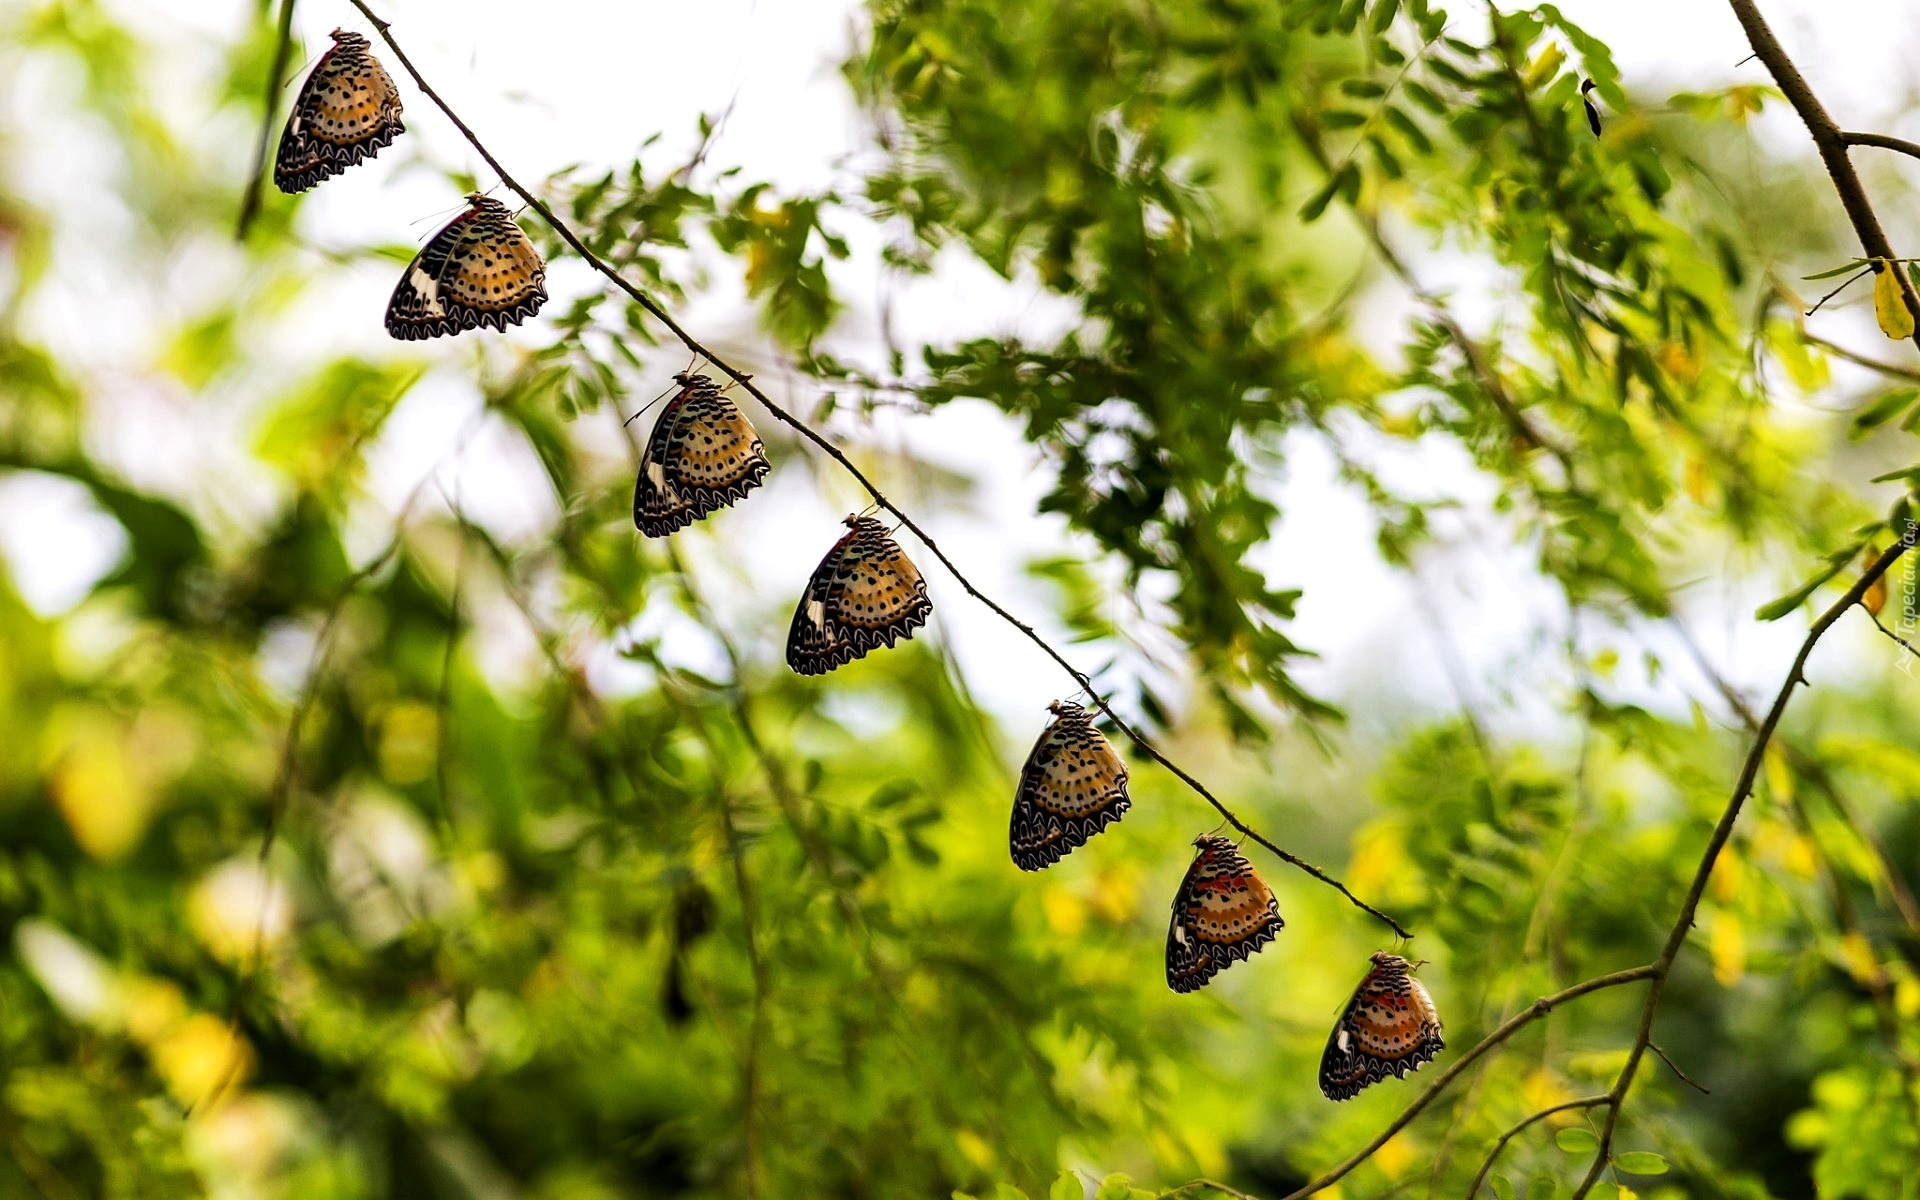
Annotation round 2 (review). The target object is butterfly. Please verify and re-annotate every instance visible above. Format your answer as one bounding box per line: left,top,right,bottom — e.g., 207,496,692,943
274,30,405,194
633,374,772,537
1010,701,1131,871
786,515,932,675
1580,78,1604,137
386,194,548,340
1319,951,1445,1101
1166,835,1284,993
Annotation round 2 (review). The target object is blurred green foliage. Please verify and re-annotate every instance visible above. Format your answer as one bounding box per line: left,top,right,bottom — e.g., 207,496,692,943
0,1,1917,1198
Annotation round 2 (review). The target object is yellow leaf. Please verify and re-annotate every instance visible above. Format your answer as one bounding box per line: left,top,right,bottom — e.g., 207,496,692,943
1763,743,1794,805
1617,1186,1640,1200
151,1012,250,1108
1896,978,1920,1020
1347,819,1415,899
1709,851,1743,903
1838,932,1879,985
1373,1134,1414,1179
1874,260,1915,340
1684,455,1711,504
1523,42,1565,90
1861,544,1889,615
1780,833,1818,881
1710,912,1746,986
1521,1068,1576,1113
1042,886,1088,938
1658,340,1700,384
45,712,160,863
954,1129,995,1171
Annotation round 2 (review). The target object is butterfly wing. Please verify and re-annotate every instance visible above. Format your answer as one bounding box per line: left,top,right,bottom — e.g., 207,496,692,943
274,36,405,193
1010,705,1131,870
1166,840,1284,993
786,520,931,675
387,199,547,340
634,384,771,537
1318,957,1445,1100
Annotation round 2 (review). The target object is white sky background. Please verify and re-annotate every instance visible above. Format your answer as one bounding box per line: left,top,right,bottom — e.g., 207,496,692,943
5,0,1920,750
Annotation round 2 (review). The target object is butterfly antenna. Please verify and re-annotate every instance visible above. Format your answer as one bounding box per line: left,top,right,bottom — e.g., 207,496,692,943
409,199,469,238
623,379,685,427
284,45,326,88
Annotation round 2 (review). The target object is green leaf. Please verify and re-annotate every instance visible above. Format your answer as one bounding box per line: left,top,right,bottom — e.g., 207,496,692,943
1800,259,1868,282
1370,0,1402,34
1490,1174,1517,1200
1094,1175,1133,1200
1322,110,1370,129
1528,1174,1561,1200
1050,1173,1081,1200
1612,1152,1669,1176
1850,390,1919,439
1555,1127,1600,1153
1300,172,1344,223
1756,540,1868,620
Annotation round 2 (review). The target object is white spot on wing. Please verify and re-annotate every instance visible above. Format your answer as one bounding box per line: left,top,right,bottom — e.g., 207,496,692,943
408,265,444,316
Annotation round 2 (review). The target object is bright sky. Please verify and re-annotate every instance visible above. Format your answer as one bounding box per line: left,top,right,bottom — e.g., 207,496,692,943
5,0,1919,749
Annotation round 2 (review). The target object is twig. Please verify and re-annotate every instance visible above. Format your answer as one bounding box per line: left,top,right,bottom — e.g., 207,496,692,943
1804,332,1920,383
1867,608,1920,662
1567,539,1915,1198
346,0,1411,939
1843,130,1920,164
1162,1180,1264,1200
1466,1095,1613,1199
1647,1042,1709,1095
236,0,300,238
1803,267,1872,317
1275,963,1660,1200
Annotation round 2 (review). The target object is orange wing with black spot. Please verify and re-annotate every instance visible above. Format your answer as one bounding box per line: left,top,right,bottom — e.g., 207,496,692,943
634,374,771,537
386,195,547,340
786,516,931,675
274,30,404,193
1011,701,1131,870
1166,835,1284,992
1319,952,1445,1100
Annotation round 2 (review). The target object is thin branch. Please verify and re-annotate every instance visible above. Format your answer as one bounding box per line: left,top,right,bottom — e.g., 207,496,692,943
1162,1181,1264,1200
1668,615,1920,933
1867,608,1920,662
1843,130,1920,164
1729,0,1920,356
1804,332,1920,383
1647,1042,1709,1095
1275,963,1660,1200
236,0,299,238
1568,539,1915,1199
347,0,1410,939
1466,1095,1613,1200
1803,266,1872,317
